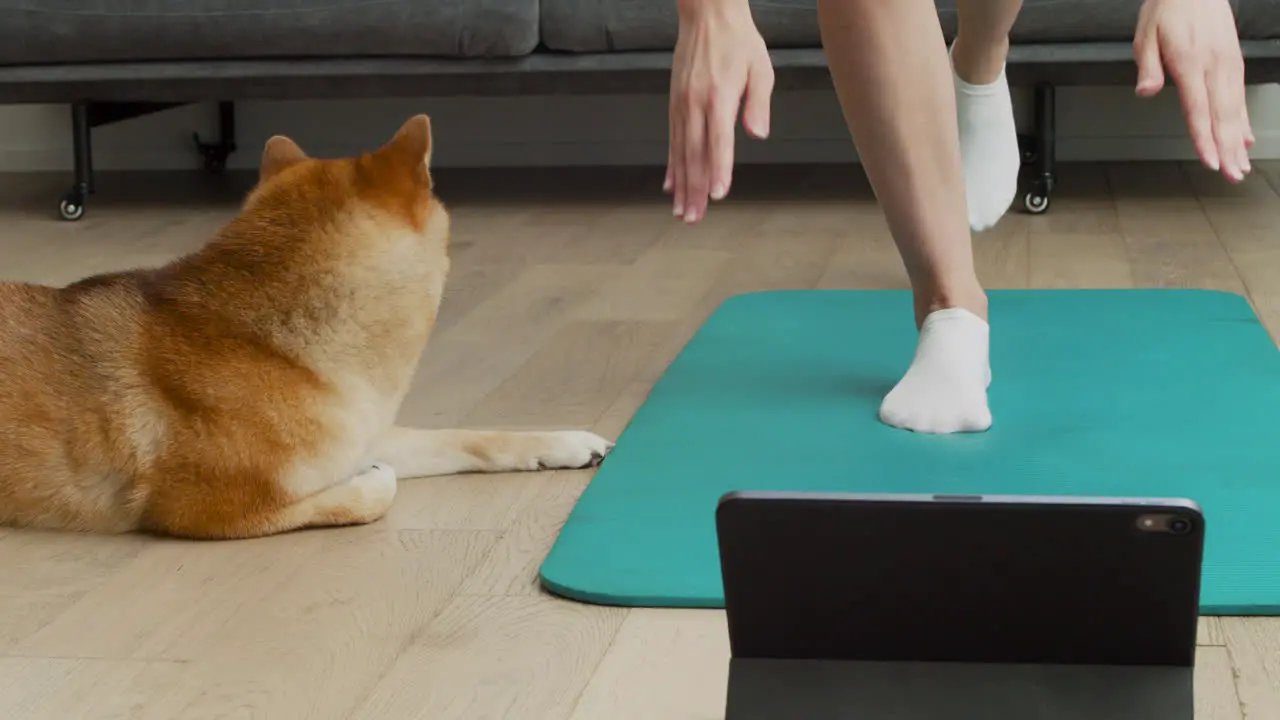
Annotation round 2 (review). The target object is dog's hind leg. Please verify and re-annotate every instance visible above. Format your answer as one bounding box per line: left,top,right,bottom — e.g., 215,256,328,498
150,464,398,540
267,463,399,533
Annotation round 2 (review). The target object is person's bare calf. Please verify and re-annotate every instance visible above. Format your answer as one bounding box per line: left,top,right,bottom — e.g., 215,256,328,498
818,0,992,434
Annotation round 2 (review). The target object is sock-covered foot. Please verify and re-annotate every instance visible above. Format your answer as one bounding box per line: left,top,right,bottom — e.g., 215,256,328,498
952,47,1021,232
879,308,992,434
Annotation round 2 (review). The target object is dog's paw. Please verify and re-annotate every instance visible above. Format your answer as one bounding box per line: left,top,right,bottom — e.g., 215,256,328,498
352,463,398,509
526,431,614,470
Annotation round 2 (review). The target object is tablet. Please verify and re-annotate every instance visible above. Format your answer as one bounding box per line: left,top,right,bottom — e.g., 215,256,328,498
716,491,1204,720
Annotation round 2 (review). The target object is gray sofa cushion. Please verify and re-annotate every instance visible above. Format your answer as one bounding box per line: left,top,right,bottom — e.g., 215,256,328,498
541,0,1265,53
0,0,540,65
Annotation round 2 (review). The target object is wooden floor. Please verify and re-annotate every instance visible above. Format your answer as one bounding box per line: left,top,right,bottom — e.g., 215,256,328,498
0,161,1278,719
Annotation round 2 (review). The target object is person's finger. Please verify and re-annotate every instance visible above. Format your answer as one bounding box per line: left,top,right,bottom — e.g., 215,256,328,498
1133,22,1164,97
742,60,774,139
1210,51,1250,179
1218,51,1249,172
1169,61,1221,173
707,89,740,201
670,95,687,217
683,103,710,223
1243,103,1256,148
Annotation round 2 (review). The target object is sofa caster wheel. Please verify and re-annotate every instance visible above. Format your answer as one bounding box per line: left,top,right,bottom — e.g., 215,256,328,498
1023,191,1049,215
59,194,86,222
202,156,227,174
193,129,234,175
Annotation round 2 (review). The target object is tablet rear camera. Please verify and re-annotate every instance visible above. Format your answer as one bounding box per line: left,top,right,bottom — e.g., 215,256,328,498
1136,513,1194,535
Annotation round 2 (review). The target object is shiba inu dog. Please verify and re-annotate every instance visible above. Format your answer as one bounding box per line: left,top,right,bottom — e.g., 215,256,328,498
0,114,612,539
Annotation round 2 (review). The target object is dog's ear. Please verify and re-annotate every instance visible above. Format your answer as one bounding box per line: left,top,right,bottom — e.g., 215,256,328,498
381,114,433,177
259,135,308,182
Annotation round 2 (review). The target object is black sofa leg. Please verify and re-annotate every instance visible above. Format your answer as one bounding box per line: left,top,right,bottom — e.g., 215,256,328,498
1020,82,1056,215
59,102,93,221
193,101,238,173
63,101,185,221
58,101,235,222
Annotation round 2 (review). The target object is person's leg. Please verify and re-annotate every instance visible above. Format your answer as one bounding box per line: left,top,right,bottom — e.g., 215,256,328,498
817,0,991,434
951,0,1025,231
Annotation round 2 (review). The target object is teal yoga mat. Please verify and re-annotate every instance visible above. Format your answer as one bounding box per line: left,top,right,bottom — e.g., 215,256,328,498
540,289,1280,615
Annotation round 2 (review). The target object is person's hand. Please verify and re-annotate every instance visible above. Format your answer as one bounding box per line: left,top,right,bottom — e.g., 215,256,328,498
667,0,774,224
1134,0,1254,182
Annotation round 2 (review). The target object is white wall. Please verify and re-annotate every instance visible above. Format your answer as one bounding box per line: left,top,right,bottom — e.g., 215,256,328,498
2,84,1280,172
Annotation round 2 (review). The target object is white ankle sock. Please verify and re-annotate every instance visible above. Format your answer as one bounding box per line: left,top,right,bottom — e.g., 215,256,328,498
952,48,1021,232
879,308,992,434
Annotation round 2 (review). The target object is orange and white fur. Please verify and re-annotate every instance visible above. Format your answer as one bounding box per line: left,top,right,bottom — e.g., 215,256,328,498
0,114,612,540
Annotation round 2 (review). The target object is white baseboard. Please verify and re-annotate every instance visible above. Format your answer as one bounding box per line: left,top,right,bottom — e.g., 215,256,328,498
3,84,1278,172
2,133,1273,174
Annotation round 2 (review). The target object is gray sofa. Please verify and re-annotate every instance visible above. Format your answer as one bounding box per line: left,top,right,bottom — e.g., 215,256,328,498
1,1,1278,220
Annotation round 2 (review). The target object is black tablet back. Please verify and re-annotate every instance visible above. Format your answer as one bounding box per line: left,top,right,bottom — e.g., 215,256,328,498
715,492,1204,720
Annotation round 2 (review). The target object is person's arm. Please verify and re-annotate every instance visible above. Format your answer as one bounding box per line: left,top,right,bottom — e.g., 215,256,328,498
1133,0,1252,182
666,0,774,224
